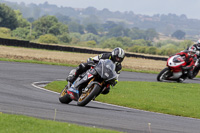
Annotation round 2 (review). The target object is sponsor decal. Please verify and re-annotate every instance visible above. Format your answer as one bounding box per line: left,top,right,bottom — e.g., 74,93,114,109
88,74,93,78
67,90,75,99
105,72,109,77
68,87,79,93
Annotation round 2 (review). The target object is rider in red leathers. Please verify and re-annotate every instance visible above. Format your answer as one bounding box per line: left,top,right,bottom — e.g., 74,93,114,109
176,46,197,80
187,39,200,57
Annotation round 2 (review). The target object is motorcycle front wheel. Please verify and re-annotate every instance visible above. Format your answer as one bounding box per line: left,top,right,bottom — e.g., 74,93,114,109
157,67,171,81
59,86,72,104
77,84,101,106
188,67,199,79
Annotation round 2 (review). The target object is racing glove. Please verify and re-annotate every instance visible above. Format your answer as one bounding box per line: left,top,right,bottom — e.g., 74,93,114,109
112,80,118,87
87,57,95,66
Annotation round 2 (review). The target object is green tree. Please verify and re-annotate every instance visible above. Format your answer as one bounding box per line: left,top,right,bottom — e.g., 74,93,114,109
144,28,159,41
0,4,18,30
128,27,145,40
33,15,58,37
146,47,157,55
87,40,96,47
81,33,99,43
68,22,84,34
38,34,59,44
12,27,29,39
100,38,123,49
132,39,152,46
69,32,81,44
172,30,186,39
116,37,133,47
179,40,193,49
0,27,11,38
58,33,71,43
102,21,117,31
14,10,30,28
107,25,129,37
86,24,98,35
48,23,69,36
138,46,147,53
128,45,141,53
82,15,102,25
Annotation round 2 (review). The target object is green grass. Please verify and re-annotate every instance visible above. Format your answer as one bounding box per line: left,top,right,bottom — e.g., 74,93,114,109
45,81,200,119
0,113,121,133
0,57,159,74
0,58,77,67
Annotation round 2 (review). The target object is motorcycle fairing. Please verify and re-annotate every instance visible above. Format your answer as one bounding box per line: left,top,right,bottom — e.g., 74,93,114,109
167,55,186,72
168,55,185,67
95,59,117,82
67,90,77,100
67,71,94,101
73,72,94,89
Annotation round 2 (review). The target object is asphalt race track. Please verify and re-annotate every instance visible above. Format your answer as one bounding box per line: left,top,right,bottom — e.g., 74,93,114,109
1,61,200,133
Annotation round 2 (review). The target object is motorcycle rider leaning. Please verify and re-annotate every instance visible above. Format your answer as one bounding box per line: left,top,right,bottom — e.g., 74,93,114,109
67,47,125,95
176,46,197,81
188,39,200,57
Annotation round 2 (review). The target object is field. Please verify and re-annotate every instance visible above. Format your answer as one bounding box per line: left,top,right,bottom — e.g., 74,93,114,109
0,45,167,72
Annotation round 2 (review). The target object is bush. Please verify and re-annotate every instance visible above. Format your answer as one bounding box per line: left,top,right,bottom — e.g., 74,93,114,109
100,38,123,49
87,40,96,47
38,34,59,44
0,27,11,38
58,33,71,43
128,45,141,53
146,47,157,55
138,46,147,53
12,27,29,39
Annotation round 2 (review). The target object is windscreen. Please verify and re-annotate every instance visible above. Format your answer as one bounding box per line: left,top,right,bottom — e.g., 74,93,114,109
95,59,117,81
173,55,185,63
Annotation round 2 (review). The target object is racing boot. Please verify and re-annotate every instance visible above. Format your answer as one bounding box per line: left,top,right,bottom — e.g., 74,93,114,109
66,69,78,83
67,63,86,83
177,74,187,83
67,74,78,83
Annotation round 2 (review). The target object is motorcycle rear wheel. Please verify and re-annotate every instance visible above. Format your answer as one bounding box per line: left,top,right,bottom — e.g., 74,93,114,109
59,86,72,104
157,67,170,81
77,84,101,106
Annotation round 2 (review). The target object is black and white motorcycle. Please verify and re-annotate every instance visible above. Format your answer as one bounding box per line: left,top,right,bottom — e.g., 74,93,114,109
59,59,117,106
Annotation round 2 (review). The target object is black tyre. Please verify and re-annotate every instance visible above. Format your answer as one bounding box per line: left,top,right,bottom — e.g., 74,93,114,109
157,67,170,81
188,67,199,79
59,86,72,104
77,84,101,106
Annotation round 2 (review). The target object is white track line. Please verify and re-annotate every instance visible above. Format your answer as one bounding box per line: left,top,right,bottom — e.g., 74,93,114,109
31,80,136,110
32,81,59,94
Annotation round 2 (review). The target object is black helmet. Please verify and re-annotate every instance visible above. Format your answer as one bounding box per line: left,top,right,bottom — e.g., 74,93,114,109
111,47,125,63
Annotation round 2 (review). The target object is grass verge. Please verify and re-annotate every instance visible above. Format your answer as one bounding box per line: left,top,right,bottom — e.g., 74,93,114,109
0,113,120,133
0,57,159,74
45,81,200,119
0,58,77,67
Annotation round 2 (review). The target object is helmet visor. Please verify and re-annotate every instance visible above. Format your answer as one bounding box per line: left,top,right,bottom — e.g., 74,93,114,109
115,57,123,62
189,51,196,56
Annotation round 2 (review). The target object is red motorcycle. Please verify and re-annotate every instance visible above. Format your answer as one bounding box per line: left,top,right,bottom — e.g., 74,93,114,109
157,55,188,82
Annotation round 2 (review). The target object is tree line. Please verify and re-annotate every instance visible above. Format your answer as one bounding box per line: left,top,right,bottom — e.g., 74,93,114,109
0,3,194,56
2,0,200,36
